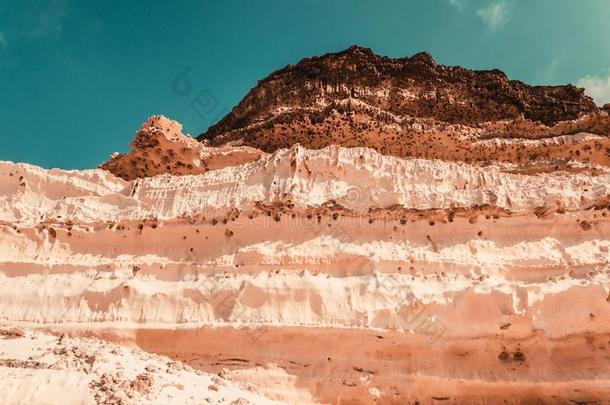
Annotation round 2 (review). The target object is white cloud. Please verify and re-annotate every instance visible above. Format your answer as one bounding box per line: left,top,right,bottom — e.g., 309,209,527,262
477,2,511,32
0,32,7,48
448,0,467,10
577,69,610,106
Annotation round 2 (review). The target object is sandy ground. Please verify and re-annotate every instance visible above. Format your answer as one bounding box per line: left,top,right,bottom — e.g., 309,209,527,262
0,324,285,405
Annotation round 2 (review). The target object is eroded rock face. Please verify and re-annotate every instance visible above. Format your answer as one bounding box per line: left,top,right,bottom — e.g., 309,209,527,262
198,46,610,165
101,115,263,180
5,48,610,405
2,144,610,403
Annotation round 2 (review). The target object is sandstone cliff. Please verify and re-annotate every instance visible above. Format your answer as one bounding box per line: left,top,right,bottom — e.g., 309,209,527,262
4,46,610,404
2,141,610,403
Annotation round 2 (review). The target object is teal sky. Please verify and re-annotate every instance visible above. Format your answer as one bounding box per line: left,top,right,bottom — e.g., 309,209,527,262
1,0,610,169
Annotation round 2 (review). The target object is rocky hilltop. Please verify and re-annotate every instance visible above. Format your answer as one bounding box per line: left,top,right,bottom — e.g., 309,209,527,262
199,45,610,165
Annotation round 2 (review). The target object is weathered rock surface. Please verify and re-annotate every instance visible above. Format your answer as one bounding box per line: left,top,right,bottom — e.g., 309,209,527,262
102,115,263,180
2,143,610,403
198,46,610,166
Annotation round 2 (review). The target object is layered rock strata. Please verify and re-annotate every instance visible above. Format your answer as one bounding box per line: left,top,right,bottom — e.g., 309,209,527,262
2,142,609,403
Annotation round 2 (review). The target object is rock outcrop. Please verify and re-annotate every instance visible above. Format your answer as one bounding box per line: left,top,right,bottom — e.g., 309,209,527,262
198,46,610,165
102,115,263,180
